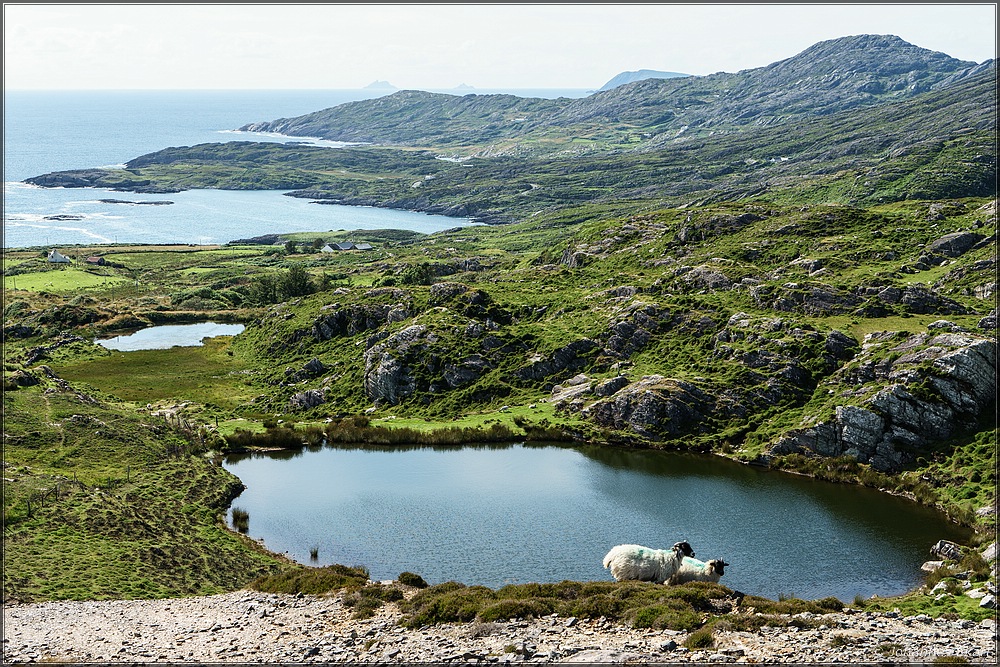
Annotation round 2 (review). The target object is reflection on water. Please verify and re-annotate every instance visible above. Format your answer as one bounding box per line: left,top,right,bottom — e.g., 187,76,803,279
96,322,245,351
223,442,969,601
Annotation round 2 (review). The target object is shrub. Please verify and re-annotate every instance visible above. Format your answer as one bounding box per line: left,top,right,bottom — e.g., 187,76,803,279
250,564,370,595
398,571,429,588
477,598,554,622
629,601,702,631
683,626,715,650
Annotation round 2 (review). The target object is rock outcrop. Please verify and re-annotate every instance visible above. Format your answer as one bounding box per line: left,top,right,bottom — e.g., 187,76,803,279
769,330,996,471
513,339,600,387
312,302,411,342
362,323,497,405
289,388,326,410
582,375,715,440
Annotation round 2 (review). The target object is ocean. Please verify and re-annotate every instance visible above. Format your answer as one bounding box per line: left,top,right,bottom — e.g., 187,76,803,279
3,88,589,249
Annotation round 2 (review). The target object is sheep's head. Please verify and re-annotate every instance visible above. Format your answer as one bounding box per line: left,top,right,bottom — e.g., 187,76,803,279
673,541,695,558
709,559,729,576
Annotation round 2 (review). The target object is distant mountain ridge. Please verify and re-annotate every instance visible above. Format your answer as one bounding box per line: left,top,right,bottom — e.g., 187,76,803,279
598,69,690,91
239,35,990,154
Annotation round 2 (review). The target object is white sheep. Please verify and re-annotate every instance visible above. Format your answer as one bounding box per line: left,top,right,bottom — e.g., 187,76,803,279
668,556,729,585
602,541,695,584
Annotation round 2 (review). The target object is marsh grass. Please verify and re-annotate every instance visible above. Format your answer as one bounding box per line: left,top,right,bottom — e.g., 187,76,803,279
224,418,530,451
230,507,250,533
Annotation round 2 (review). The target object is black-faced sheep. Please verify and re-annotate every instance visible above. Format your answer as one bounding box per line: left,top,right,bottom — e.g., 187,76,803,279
668,556,729,585
602,541,695,584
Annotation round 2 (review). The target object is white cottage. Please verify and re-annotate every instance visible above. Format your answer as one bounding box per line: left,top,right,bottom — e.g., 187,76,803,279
47,249,71,263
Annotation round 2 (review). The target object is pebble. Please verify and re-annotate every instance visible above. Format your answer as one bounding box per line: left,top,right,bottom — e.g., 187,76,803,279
2,590,996,663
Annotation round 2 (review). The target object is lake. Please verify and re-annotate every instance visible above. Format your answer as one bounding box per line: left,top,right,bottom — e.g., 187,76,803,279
95,322,245,351
223,442,970,602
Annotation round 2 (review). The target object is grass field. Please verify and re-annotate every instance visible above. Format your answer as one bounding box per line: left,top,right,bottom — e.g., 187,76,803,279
3,267,130,293
51,337,258,410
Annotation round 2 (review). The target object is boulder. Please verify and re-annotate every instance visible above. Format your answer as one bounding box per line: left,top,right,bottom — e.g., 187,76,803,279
7,370,39,387
583,375,713,440
289,389,325,410
931,539,964,561
928,231,986,257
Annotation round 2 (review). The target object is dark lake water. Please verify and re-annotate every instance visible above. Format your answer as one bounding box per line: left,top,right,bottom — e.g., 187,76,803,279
95,322,245,351
223,442,970,601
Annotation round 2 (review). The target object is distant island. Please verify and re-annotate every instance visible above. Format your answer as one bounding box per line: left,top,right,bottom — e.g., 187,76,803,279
453,83,475,90
364,80,398,90
599,69,691,91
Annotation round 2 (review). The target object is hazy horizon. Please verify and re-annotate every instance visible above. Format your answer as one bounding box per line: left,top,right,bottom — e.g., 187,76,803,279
4,4,996,91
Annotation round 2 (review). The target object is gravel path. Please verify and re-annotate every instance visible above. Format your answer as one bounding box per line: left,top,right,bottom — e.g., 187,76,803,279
3,588,996,664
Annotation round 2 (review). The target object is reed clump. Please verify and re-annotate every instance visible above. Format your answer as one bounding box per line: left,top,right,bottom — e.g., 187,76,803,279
231,507,250,533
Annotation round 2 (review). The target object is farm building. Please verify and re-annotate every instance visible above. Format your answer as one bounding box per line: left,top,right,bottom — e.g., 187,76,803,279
47,250,71,263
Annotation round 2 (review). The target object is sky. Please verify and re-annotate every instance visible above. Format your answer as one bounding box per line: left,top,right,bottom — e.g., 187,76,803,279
3,3,997,90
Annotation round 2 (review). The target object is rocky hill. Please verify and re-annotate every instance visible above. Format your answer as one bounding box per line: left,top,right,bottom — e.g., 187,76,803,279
237,35,990,152
28,61,996,223
598,68,690,91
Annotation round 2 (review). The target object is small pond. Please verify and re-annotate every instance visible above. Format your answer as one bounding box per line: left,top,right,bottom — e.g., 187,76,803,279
223,442,970,601
96,322,245,351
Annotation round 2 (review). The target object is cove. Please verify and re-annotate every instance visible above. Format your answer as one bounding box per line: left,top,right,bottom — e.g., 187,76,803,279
96,322,245,351
223,442,970,602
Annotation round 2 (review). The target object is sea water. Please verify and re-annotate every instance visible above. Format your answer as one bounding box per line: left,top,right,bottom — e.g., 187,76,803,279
3,88,589,248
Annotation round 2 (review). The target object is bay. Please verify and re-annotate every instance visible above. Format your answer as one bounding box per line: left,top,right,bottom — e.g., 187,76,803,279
3,88,589,248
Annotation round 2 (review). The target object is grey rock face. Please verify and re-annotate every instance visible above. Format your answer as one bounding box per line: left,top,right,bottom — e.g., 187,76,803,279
583,375,713,439
603,303,675,359
514,339,599,386
289,389,325,410
363,325,427,404
363,324,496,404
312,303,411,342
769,331,996,471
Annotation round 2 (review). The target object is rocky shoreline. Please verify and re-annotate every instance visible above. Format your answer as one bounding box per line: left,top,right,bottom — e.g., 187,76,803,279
3,587,996,664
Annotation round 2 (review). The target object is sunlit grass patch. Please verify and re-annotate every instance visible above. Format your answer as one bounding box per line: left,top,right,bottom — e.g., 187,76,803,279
50,338,255,409
3,267,129,293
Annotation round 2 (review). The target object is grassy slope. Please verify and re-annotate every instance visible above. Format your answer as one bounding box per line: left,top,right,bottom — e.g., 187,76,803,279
2,198,995,616
2,381,283,603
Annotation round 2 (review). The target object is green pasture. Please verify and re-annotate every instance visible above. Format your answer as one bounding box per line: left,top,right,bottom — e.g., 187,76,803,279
371,401,573,433
2,267,129,293
51,337,257,410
